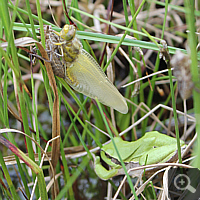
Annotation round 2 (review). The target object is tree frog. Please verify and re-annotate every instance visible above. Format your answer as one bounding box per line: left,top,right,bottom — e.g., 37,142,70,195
94,131,185,180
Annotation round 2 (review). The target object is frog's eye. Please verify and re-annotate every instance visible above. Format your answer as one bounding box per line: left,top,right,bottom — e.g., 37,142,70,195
60,24,76,41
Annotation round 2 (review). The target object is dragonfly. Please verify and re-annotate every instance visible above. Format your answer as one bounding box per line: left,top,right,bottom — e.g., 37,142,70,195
45,24,128,114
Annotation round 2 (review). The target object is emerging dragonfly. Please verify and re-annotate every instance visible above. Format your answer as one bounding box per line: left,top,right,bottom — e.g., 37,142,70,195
45,24,128,114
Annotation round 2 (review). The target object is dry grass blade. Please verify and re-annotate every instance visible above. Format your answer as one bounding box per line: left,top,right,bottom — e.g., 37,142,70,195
3,145,86,166
0,37,37,50
119,104,195,136
36,42,60,198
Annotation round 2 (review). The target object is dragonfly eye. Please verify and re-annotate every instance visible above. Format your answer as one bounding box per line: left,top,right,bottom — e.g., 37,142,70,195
60,24,76,41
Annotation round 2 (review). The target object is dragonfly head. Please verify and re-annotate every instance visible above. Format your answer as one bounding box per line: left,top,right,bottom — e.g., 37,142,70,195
60,24,76,41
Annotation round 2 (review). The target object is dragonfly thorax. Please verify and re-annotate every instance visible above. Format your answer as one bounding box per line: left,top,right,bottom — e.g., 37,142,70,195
62,37,82,63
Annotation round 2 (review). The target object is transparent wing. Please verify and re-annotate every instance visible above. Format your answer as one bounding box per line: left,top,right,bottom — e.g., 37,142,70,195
65,49,128,114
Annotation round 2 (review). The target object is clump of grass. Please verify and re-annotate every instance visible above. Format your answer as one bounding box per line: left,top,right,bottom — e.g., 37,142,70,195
0,0,199,199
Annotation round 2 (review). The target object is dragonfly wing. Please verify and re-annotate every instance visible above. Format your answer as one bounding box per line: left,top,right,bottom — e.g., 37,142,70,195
65,49,128,114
